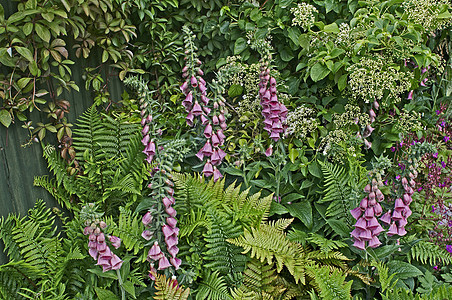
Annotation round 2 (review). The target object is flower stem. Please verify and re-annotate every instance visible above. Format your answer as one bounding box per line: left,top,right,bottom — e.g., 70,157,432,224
116,269,126,300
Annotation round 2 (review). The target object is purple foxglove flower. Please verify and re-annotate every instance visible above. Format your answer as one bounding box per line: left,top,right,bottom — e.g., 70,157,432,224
368,198,377,207
353,239,366,250
355,217,367,230
373,100,379,110
375,189,384,202
97,256,111,268
165,235,178,248
89,233,97,242
84,226,93,235
148,242,163,261
265,145,273,157
141,124,150,136
109,236,121,249
201,140,214,156
262,90,271,101
143,141,156,156
374,203,383,216
350,207,362,220
403,206,412,218
420,78,427,86
372,224,384,236
110,254,123,270
398,226,407,236
270,131,280,142
405,186,414,195
158,255,171,270
99,247,113,260
183,92,193,110
363,125,374,138
191,101,203,116
394,198,405,210
217,148,226,159
398,218,408,227
359,229,372,241
141,134,150,146
203,161,214,177
168,246,179,258
141,230,153,240
97,233,105,243
167,217,177,228
89,248,98,260
170,257,182,270
407,90,413,100
190,76,198,87
403,193,412,205
364,139,372,150
203,106,211,115
368,236,382,248
141,118,146,126
369,109,376,122
359,198,368,210
270,86,277,95
270,95,278,105
204,124,213,138
210,149,221,166
197,68,204,76
387,222,398,236
364,184,371,193
199,76,206,86
162,197,173,209
186,112,194,126
212,115,219,125
182,66,189,73
220,121,227,130
392,210,403,220
350,228,362,240
142,211,152,226
211,134,220,147
165,206,177,217
88,241,97,248
367,217,380,230
364,207,375,220
201,95,209,105
217,129,226,142
218,114,225,123
162,224,175,238
146,115,152,123
270,77,276,86
380,211,392,224
213,167,223,182
200,115,209,125
199,82,207,94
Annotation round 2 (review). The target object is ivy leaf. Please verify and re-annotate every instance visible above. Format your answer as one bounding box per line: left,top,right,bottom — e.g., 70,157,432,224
35,23,51,43
234,37,247,55
310,63,330,82
0,109,12,127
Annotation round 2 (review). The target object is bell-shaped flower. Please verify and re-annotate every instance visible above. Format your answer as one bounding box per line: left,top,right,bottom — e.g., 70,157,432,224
182,92,193,110
364,207,375,220
190,76,198,87
403,193,412,205
110,254,123,270
213,167,223,182
170,257,182,270
367,217,380,230
201,95,209,105
387,222,398,236
180,81,188,94
350,228,362,240
204,124,213,138
148,242,163,261
373,203,383,216
392,209,403,221
350,207,362,220
109,236,121,249
212,115,219,125
162,224,175,238
398,225,407,236
220,122,227,130
168,246,179,258
203,161,214,177
191,101,203,116
97,241,107,252
372,224,385,236
200,114,209,125
199,76,206,86
218,113,225,123
368,236,382,248
217,130,226,144
380,211,392,225
394,198,405,211
355,217,367,230
142,211,152,226
403,206,412,218
165,235,178,248
186,111,194,127
89,248,98,260
270,131,280,142
265,145,273,157
141,230,153,240
210,149,221,166
398,218,408,227
364,139,372,150
167,217,177,228
198,82,207,94
141,134,150,146
203,106,211,115
141,124,150,136
373,100,380,110
353,239,366,250
359,229,372,241
211,134,220,147
158,255,171,270
165,206,177,217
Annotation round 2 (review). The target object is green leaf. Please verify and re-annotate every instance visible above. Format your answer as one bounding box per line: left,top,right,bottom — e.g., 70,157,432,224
269,201,289,215
35,23,51,43
18,77,32,89
0,109,12,127
60,0,71,11
323,23,339,33
308,161,322,178
15,46,34,62
123,281,136,298
102,50,109,63
299,34,310,50
228,84,243,97
289,147,298,163
29,60,38,76
23,23,33,35
310,63,330,82
287,27,300,46
234,37,247,55
88,268,118,279
94,287,120,300
338,74,347,91
329,48,345,59
279,47,294,61
387,261,423,280
286,202,312,228
278,0,293,8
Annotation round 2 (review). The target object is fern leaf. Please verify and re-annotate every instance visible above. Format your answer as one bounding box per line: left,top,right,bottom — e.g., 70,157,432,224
195,270,232,300
309,266,352,300
409,240,452,266
106,207,145,255
153,272,190,300
33,176,73,210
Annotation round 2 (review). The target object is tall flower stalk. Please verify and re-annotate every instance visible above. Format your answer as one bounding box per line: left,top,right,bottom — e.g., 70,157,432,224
180,26,228,181
124,76,189,279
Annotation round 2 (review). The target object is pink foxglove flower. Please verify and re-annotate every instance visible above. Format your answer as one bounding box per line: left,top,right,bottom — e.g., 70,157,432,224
109,236,121,249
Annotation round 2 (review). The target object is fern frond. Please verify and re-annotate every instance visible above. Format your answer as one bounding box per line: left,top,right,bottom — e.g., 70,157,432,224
307,233,347,253
227,219,307,284
409,240,452,266
0,261,43,300
318,161,353,227
203,210,246,284
105,207,145,255
241,258,279,296
178,209,209,238
308,265,352,300
33,176,73,210
153,272,190,300
372,260,397,293
72,106,103,161
195,270,232,300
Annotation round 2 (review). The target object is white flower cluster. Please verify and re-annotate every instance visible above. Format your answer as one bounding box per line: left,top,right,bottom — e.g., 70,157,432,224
291,3,318,31
284,105,319,138
347,54,413,103
394,109,423,134
333,104,370,130
403,0,452,32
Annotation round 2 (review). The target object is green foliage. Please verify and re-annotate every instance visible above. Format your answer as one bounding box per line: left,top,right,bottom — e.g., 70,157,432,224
408,240,452,266
195,270,232,300
311,266,352,300
153,272,190,300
